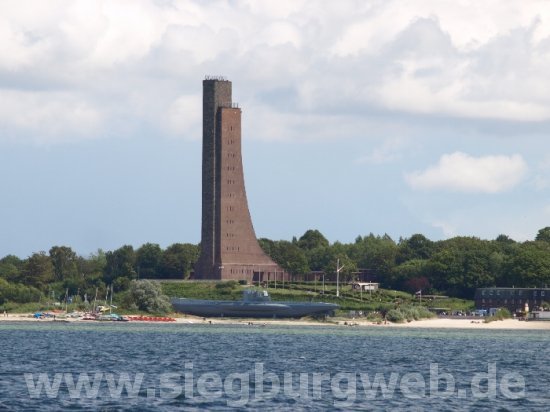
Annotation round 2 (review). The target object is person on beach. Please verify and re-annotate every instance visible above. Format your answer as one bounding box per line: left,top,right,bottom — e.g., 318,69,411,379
3,310,6,317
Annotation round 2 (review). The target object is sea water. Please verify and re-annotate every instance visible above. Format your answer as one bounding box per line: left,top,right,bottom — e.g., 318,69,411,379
0,322,548,411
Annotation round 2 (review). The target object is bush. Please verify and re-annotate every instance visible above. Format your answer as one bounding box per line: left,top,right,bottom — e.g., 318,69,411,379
484,308,512,323
366,312,383,322
495,308,511,319
126,280,172,314
215,280,239,290
386,309,405,323
385,306,435,323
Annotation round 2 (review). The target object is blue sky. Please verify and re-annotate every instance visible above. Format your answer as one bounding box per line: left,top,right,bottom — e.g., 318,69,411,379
1,0,549,257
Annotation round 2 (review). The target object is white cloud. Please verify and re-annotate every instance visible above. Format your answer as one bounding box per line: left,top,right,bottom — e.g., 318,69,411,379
533,175,550,191
1,1,550,143
164,94,201,139
427,206,544,241
405,152,528,193
431,220,457,238
532,154,550,190
356,138,409,164
0,90,102,142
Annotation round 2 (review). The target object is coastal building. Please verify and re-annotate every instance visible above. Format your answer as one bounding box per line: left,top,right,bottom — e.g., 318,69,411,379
194,77,287,282
351,282,379,291
475,287,550,313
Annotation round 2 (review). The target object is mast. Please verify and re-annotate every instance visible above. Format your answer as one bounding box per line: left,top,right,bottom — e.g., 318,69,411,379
109,284,113,314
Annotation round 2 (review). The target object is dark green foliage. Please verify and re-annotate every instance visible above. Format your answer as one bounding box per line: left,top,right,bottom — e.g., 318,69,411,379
113,276,131,292
501,241,550,287
425,237,496,298
321,245,357,281
297,229,329,250
159,243,199,279
0,278,42,304
104,245,136,284
49,246,78,281
261,240,310,275
305,246,332,271
390,259,429,291
2,226,550,309
136,243,162,279
22,252,54,289
0,255,24,283
535,227,550,243
349,234,397,281
396,234,435,264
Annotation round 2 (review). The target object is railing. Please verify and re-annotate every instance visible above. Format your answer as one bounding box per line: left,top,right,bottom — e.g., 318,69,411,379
205,75,228,81
219,102,239,109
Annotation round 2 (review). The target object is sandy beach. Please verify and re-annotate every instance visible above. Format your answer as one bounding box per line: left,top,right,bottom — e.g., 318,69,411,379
370,317,550,330
1,314,550,330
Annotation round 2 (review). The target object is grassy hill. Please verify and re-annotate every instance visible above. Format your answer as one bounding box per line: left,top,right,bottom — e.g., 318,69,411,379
160,280,474,315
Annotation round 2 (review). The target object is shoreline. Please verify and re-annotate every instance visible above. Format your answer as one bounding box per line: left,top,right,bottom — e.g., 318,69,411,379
1,314,550,330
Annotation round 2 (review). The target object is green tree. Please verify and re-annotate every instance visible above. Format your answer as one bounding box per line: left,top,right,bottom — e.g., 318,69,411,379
269,241,310,276
535,227,550,243
77,250,106,281
104,245,136,284
136,243,162,279
306,246,332,272
297,229,329,251
502,241,550,287
349,234,397,283
495,234,516,244
390,259,429,290
396,234,435,264
71,250,107,298
49,246,78,281
323,251,357,282
0,255,22,283
159,243,200,279
258,238,276,257
0,278,42,304
22,252,54,289
426,237,495,298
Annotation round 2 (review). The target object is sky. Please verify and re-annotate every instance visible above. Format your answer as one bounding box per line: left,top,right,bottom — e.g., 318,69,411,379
1,0,550,258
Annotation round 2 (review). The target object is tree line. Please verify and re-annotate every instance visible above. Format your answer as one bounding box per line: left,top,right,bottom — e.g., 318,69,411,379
263,227,550,298
1,227,550,306
0,243,198,307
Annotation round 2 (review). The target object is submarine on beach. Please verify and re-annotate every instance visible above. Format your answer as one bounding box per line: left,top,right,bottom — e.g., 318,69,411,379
171,289,339,318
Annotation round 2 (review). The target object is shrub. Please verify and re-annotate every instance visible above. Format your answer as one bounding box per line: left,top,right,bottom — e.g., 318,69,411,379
386,309,405,323
385,306,435,323
484,308,512,323
366,312,383,322
126,280,172,314
215,280,239,290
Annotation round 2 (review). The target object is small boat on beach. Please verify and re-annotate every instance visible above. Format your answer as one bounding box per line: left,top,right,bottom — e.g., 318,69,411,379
97,313,129,322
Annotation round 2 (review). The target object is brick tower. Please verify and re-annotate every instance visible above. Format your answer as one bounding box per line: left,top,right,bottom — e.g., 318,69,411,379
195,77,286,282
